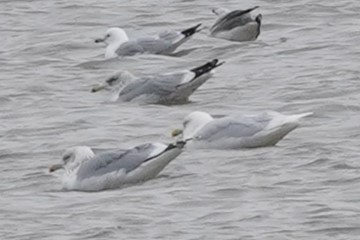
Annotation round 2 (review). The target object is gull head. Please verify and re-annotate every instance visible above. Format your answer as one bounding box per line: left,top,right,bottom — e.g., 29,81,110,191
172,111,213,140
95,27,129,45
95,28,129,58
91,71,135,93
49,146,95,173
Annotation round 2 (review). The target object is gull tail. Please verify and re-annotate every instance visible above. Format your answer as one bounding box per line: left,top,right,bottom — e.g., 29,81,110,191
225,6,259,22
255,14,262,25
288,112,314,122
276,112,313,128
265,111,313,132
190,59,225,78
181,23,202,37
175,140,187,148
243,6,260,15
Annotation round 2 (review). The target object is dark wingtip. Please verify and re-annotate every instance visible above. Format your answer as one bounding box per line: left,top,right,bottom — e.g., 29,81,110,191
164,143,176,151
255,14,262,24
190,59,225,78
241,6,260,15
175,141,187,148
210,59,218,64
208,59,220,68
165,141,186,151
181,23,202,37
206,59,226,68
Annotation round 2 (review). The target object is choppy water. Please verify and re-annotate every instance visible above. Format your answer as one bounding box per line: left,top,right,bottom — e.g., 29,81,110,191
1,0,360,239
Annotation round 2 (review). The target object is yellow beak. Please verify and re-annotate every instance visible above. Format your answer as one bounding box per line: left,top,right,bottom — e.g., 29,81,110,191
171,129,183,137
49,164,63,173
91,84,106,93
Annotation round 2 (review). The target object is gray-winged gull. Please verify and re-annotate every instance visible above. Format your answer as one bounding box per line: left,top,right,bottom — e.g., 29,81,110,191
95,24,201,59
210,6,262,42
172,111,313,149
49,141,186,191
91,59,224,104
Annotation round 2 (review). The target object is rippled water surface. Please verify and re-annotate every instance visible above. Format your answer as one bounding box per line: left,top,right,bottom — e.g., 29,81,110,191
1,0,360,239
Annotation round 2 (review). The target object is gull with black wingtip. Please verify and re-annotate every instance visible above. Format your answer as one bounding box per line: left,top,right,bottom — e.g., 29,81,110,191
95,24,202,59
210,6,262,42
91,59,224,105
49,141,186,191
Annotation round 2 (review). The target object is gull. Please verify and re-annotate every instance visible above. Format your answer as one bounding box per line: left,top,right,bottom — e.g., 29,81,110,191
210,6,262,42
95,24,202,59
91,59,224,104
172,111,313,149
49,141,186,191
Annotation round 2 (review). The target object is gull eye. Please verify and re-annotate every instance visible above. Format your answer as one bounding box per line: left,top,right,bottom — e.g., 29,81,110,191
106,34,110,38
183,119,189,127
62,154,71,163
106,76,119,85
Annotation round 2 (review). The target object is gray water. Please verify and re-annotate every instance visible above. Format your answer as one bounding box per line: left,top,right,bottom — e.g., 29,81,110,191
1,0,360,239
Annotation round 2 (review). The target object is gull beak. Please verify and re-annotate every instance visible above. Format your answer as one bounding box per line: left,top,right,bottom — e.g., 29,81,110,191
94,37,106,43
49,163,63,173
91,84,106,93
171,129,183,137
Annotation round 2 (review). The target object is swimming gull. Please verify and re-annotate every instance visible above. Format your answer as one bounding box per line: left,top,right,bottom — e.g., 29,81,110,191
49,141,186,191
171,111,313,149
210,6,262,42
95,24,202,59
91,59,224,104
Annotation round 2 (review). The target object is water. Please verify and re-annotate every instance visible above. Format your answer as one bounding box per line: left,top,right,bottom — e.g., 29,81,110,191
1,0,360,239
